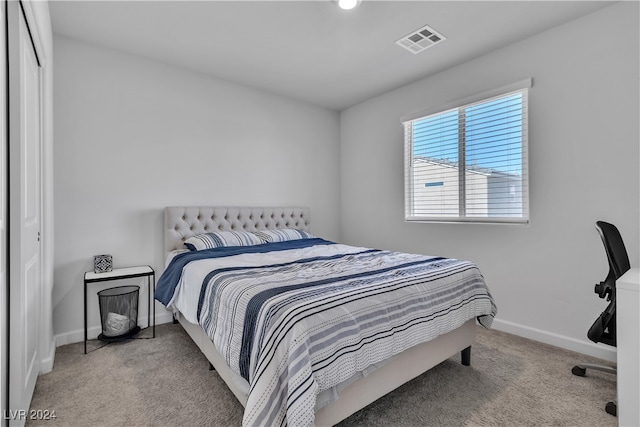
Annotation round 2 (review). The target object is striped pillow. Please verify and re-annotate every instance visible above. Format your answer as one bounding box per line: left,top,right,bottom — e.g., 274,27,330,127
184,230,264,251
252,229,315,243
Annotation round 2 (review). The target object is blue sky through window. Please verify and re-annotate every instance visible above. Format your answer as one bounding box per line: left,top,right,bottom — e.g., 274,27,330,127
413,110,458,165
413,93,523,175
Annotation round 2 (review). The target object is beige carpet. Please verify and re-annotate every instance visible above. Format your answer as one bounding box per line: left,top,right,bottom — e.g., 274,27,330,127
27,323,617,427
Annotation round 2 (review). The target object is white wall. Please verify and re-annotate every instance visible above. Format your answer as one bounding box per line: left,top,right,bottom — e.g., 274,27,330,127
340,2,639,360
52,36,341,341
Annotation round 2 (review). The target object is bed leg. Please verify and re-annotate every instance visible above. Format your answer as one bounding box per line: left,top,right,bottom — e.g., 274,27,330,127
172,314,178,324
209,362,215,371
461,346,471,366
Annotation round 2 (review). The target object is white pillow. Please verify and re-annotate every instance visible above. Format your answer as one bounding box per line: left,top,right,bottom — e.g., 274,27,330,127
252,229,316,243
184,230,264,251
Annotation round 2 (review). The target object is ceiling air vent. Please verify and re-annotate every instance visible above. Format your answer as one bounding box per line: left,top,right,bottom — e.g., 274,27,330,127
396,24,446,54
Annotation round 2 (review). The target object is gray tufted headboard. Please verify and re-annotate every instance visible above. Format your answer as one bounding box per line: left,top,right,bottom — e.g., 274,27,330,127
164,206,311,254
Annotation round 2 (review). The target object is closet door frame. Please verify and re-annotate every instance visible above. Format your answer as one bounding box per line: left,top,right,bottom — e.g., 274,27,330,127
6,1,43,425
1,0,8,424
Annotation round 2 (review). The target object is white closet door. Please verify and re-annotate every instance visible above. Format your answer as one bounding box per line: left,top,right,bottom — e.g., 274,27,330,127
8,2,42,424
0,0,8,422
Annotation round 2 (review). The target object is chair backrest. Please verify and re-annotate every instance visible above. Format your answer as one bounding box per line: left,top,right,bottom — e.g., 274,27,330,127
595,221,631,280
587,221,626,346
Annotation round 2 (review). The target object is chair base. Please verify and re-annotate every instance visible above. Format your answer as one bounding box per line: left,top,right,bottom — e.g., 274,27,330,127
605,401,617,417
572,364,617,417
572,363,616,376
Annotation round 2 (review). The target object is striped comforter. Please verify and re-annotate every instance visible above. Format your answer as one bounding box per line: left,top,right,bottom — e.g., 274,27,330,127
156,238,496,427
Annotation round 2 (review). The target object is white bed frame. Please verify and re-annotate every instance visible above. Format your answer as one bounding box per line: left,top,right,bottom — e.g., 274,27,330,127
164,206,476,426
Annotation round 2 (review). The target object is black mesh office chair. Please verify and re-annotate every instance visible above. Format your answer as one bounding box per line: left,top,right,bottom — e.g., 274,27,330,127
571,221,629,417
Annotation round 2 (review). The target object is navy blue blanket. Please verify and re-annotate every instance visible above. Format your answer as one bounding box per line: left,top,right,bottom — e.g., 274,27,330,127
155,238,334,306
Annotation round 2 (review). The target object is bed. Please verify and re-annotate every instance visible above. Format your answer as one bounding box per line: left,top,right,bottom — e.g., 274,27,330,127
156,206,496,427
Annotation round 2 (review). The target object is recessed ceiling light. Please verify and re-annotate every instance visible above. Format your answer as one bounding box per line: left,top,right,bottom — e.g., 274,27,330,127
337,0,361,10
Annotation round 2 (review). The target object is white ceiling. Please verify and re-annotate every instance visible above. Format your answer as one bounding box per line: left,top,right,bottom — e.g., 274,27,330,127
49,0,615,111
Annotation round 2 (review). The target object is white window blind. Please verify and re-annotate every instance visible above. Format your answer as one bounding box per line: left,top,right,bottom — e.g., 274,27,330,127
404,84,529,223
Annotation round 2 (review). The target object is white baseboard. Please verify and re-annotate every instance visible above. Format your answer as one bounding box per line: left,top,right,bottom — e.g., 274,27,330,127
40,339,56,374
491,318,617,363
54,311,175,347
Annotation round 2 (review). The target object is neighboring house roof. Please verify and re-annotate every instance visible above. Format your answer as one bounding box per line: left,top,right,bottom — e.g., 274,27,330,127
413,156,519,178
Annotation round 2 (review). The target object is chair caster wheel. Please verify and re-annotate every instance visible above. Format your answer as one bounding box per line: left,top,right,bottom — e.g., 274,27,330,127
605,401,616,417
571,366,586,377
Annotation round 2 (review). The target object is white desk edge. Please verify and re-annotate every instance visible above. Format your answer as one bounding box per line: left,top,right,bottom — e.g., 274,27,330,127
617,268,640,427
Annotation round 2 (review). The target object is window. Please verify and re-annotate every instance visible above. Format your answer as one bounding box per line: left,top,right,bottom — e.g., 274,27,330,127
404,80,530,223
